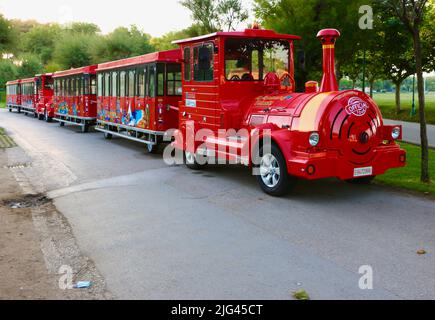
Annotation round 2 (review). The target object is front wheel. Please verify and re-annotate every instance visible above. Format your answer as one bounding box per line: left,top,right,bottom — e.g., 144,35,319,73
256,144,291,197
346,176,376,184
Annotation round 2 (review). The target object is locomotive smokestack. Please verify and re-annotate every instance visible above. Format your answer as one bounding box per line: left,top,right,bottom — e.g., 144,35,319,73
316,29,340,92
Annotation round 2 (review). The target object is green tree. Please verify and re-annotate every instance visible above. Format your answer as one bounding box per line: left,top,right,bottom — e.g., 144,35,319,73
151,25,202,51
17,54,43,78
93,25,154,62
53,33,96,69
0,59,18,87
181,0,249,33
67,22,101,35
21,24,62,64
0,14,14,54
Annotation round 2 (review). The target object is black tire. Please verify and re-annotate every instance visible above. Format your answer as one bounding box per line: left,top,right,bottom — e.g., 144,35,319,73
185,150,207,170
45,111,52,123
59,121,65,127
346,176,376,184
33,112,37,118
17,107,21,114
81,124,89,133
38,113,44,120
255,144,291,197
104,132,113,140
9,108,12,112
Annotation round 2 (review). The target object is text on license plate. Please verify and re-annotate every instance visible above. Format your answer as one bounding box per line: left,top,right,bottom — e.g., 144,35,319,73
353,166,373,177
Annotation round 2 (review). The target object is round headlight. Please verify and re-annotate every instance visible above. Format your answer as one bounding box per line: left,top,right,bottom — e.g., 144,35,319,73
309,132,320,146
392,127,401,140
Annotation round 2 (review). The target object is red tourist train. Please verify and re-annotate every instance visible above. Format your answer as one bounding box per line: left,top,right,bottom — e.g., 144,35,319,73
19,77,37,116
4,27,406,196
95,49,181,153
52,65,98,132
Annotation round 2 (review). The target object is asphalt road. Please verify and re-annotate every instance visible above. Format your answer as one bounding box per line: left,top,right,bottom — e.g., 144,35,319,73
1,108,434,300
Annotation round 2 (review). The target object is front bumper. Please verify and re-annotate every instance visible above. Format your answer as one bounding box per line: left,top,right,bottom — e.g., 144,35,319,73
287,144,406,180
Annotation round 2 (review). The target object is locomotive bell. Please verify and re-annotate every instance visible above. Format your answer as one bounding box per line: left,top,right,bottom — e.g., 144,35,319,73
316,29,340,92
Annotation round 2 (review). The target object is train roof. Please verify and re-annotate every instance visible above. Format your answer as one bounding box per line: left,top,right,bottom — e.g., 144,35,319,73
53,65,98,78
97,49,181,72
172,28,301,45
36,73,53,78
20,77,37,84
6,79,20,85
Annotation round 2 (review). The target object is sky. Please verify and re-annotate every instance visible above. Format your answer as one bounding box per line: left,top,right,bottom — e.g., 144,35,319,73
0,0,254,37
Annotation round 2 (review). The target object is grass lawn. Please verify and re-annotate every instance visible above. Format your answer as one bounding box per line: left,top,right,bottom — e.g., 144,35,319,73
373,92,435,125
375,142,434,196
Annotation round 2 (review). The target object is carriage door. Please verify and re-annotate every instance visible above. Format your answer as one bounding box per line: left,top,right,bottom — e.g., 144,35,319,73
146,64,157,131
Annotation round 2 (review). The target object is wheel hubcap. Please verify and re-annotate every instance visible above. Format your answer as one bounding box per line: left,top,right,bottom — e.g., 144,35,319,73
260,154,281,188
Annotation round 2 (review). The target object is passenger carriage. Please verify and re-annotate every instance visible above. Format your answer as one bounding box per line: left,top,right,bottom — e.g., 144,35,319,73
6,79,21,112
19,77,38,116
95,49,182,153
52,65,98,132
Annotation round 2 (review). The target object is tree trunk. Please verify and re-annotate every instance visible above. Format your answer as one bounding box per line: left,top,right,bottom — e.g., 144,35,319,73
352,79,356,89
413,28,429,183
369,80,374,98
395,82,401,114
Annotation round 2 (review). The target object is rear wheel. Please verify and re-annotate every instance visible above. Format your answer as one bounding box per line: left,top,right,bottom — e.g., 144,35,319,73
45,111,52,122
9,108,12,112
81,123,89,133
33,112,37,118
59,121,65,127
38,113,44,120
346,176,376,184
17,107,21,113
104,132,112,140
256,144,291,197
185,150,207,170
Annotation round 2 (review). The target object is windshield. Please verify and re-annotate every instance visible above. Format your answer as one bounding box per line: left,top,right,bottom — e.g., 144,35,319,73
225,38,290,81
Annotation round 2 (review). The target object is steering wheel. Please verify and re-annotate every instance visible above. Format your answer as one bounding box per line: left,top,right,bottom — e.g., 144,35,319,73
230,75,241,81
241,73,254,81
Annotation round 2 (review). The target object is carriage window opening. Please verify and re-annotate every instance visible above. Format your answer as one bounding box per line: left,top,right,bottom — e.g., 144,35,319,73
167,64,182,96
157,64,164,96
120,71,126,97
112,71,118,97
144,65,149,97
90,75,96,95
148,65,156,98
224,38,289,81
137,68,145,98
128,70,135,97
97,74,103,96
184,47,191,81
193,43,214,81
105,73,110,97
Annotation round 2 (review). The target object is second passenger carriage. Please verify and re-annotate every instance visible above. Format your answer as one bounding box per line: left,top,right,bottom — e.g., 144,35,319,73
95,49,182,153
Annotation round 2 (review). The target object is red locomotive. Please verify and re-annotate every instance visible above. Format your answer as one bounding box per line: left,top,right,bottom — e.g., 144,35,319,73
171,28,406,195
52,65,98,132
4,27,406,196
35,73,54,122
95,49,181,153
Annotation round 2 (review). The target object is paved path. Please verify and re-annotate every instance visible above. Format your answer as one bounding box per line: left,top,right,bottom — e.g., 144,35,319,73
384,119,435,148
1,108,435,300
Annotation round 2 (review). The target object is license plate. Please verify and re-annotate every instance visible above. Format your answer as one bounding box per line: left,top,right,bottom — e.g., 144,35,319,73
353,166,373,177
